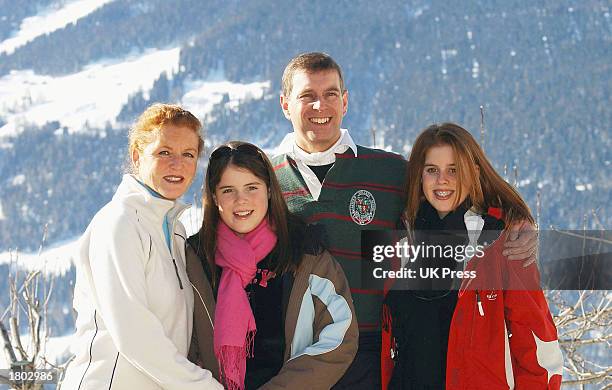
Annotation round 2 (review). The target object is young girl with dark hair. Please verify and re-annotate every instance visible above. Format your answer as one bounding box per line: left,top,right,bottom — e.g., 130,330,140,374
185,141,358,390
382,123,562,390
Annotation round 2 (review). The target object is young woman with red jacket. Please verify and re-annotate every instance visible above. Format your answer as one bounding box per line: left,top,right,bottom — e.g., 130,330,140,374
381,123,563,390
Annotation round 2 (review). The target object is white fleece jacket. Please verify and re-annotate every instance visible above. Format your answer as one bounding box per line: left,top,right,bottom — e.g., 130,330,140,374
62,175,222,390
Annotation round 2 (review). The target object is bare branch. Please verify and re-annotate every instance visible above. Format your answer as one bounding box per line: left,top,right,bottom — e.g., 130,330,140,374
591,209,605,231
559,334,612,346
561,366,612,385
9,316,27,361
0,321,17,364
549,226,612,245
479,105,485,151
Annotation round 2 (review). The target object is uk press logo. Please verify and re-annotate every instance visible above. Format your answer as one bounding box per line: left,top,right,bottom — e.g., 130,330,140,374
349,190,376,225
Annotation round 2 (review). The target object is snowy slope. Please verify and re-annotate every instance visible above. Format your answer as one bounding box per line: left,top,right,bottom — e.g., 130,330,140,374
182,77,270,118
0,47,181,137
0,333,73,371
0,202,203,275
0,239,76,276
0,0,115,55
0,45,271,138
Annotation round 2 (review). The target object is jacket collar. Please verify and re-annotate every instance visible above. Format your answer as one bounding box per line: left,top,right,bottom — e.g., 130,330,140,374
414,201,504,252
275,128,358,165
114,174,190,224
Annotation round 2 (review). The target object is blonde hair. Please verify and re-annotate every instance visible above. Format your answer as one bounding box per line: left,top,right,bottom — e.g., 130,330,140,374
405,123,534,228
127,103,203,173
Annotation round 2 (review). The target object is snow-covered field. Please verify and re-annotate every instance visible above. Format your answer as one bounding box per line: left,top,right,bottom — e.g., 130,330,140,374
0,47,181,137
182,76,270,118
0,46,271,139
0,203,203,274
0,334,73,370
0,0,115,55
0,239,76,276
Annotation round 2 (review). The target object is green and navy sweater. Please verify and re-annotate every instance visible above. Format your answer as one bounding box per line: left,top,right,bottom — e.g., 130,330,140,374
272,145,407,330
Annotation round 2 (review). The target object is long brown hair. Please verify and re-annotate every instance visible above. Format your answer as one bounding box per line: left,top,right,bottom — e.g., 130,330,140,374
199,141,300,287
405,123,534,228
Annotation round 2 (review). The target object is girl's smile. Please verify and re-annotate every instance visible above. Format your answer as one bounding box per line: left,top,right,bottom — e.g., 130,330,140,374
215,165,269,236
422,144,471,218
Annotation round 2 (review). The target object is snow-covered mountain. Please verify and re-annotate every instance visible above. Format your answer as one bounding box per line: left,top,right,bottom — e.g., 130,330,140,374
1,0,609,253
0,1,610,387
0,0,115,55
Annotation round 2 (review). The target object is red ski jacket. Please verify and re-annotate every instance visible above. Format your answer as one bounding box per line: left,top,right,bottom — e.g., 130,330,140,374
382,224,563,389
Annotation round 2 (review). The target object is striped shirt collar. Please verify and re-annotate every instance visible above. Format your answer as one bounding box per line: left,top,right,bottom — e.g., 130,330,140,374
276,128,358,166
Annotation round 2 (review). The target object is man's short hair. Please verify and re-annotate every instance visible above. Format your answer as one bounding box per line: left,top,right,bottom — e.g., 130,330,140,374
281,52,346,96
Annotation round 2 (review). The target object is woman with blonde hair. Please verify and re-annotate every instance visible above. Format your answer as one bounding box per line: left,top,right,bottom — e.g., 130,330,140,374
382,123,562,390
63,104,222,389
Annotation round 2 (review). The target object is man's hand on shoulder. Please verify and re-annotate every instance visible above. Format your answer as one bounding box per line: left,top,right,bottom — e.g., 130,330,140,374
503,219,538,267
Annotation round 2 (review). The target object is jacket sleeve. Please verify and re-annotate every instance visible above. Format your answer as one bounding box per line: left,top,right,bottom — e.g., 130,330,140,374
184,242,221,381
260,251,358,390
503,254,563,389
87,214,223,390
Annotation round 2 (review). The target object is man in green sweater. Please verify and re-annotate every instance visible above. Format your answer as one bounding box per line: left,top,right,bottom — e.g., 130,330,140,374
271,52,537,389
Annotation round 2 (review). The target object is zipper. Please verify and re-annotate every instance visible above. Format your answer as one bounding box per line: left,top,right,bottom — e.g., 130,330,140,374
168,216,184,290
172,258,184,289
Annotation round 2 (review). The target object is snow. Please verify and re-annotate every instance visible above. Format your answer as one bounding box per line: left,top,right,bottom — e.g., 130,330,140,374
441,49,458,60
472,59,480,78
0,238,77,276
11,174,25,186
537,180,551,189
440,49,458,77
405,4,428,19
180,203,203,237
0,46,271,138
0,333,73,369
517,178,531,187
575,184,593,191
0,202,204,274
0,47,180,137
0,0,115,55
181,78,270,118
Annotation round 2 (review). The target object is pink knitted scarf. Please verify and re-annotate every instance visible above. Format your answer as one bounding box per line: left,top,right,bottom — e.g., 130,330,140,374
214,218,277,390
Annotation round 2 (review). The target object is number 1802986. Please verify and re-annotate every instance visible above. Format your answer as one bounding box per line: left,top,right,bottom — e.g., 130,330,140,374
0,368,60,385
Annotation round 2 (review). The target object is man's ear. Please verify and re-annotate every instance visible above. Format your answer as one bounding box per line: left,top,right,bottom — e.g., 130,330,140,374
341,89,348,116
280,94,291,120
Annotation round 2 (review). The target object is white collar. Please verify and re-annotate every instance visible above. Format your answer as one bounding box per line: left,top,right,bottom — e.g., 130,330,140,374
114,174,189,224
276,128,358,166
